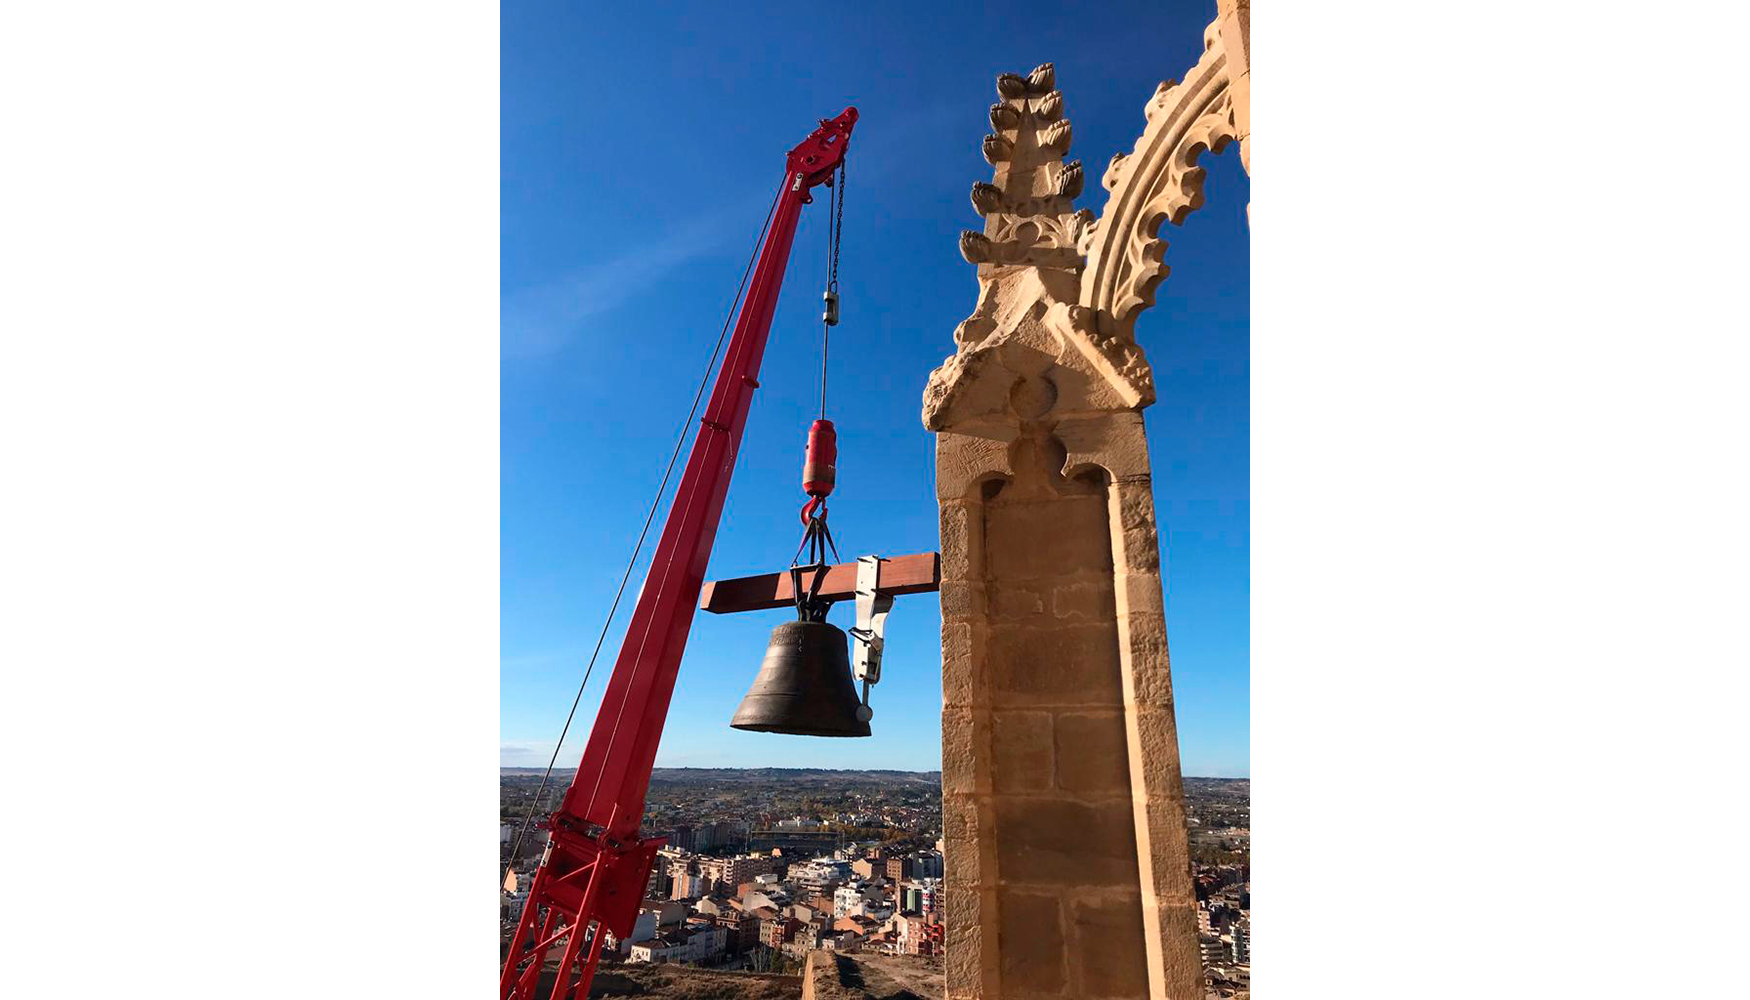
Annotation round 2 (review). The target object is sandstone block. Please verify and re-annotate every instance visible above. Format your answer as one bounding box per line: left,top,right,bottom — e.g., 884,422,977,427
984,496,1112,578
1114,481,1157,531
940,579,985,622
940,620,984,708
1152,900,1204,988
935,434,1014,500
1071,894,1151,999
1118,615,1173,707
1115,570,1164,616
997,888,1066,994
994,797,1139,889
988,580,1047,620
1111,486,1161,573
944,883,981,923
1055,711,1131,797
941,706,990,795
943,794,998,889
1119,525,1160,573
993,710,1055,793
945,895,987,992
987,622,1123,707
1130,705,1185,783
938,500,983,580
1137,798,1196,906
942,791,976,844
1052,578,1116,621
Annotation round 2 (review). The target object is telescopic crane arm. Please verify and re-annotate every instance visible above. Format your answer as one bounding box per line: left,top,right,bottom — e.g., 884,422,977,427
501,107,858,1000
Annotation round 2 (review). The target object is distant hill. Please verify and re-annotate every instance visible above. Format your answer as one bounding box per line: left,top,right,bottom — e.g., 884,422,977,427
502,766,942,785
503,767,1238,785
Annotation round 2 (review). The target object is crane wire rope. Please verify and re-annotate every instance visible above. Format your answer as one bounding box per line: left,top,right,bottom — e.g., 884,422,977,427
785,160,848,618
503,184,784,883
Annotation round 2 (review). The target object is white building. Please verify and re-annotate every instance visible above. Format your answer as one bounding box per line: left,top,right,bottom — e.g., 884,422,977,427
788,859,853,893
669,869,703,900
627,924,727,964
834,883,868,918
608,910,657,955
742,889,790,913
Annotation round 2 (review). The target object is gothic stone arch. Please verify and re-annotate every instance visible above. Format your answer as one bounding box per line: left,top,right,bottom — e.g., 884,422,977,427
925,5,1249,1000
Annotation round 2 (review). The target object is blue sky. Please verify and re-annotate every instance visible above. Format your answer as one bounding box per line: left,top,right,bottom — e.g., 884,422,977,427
502,0,1249,777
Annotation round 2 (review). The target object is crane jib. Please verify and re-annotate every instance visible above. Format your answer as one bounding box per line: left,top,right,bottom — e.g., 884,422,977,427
501,107,858,1000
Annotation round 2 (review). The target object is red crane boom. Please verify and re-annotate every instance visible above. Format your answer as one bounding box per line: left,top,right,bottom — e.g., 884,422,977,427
501,107,859,1000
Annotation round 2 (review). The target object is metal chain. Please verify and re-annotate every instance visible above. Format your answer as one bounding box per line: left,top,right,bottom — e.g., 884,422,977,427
820,161,845,419
830,160,845,292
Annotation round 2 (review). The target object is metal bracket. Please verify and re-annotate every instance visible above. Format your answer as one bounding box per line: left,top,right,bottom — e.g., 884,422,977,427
848,555,892,721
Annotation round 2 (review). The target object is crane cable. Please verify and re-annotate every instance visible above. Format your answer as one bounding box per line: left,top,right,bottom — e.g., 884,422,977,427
503,184,784,888
788,161,847,617
798,158,845,527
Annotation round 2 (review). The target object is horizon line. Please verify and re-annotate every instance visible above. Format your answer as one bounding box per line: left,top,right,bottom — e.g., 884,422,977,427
499,764,1249,779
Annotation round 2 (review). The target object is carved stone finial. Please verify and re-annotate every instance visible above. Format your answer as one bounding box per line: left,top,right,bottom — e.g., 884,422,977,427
981,134,1013,165
1039,119,1072,155
928,61,1152,433
1144,78,1178,125
1102,152,1128,192
1055,160,1083,199
996,73,1027,99
970,182,1004,215
1034,90,1063,121
959,230,994,264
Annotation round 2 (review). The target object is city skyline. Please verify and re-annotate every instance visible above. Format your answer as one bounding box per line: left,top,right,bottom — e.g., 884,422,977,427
501,767,1247,989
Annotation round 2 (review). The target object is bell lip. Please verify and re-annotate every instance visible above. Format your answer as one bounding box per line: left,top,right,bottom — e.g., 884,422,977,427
729,720,872,738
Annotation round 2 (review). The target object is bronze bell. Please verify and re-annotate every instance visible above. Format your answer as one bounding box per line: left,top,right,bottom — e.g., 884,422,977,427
731,620,872,737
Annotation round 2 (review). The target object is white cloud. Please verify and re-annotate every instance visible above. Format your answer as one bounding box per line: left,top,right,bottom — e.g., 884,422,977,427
501,195,767,360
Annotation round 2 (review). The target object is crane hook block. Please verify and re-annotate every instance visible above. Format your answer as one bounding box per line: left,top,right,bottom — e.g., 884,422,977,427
822,290,840,327
802,419,837,499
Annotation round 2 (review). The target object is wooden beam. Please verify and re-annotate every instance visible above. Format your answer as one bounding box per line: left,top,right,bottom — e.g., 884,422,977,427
699,552,941,615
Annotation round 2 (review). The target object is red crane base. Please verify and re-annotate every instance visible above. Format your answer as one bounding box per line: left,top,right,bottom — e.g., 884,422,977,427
501,830,664,1000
